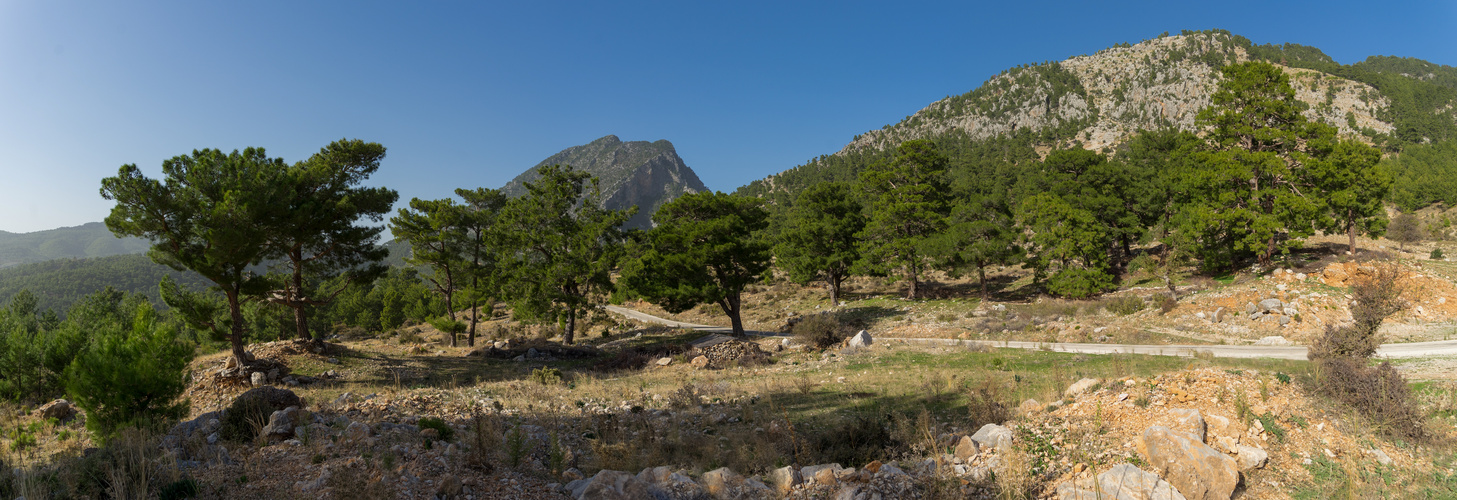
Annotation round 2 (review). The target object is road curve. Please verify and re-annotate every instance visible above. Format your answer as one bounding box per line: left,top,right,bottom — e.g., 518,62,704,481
603,305,1457,361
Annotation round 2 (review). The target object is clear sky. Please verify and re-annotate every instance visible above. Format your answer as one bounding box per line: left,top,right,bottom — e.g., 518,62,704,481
1,1,1453,233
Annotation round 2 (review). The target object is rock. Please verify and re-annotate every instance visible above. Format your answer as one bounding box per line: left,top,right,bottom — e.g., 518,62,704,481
1244,302,1257,315
1018,398,1042,414
1258,298,1284,313
954,435,980,461
847,330,873,348
1195,312,1206,320
1204,414,1242,441
690,356,710,369
1367,448,1393,466
1212,307,1225,323
971,423,1014,453
577,469,664,500
767,466,802,495
655,357,673,366
1277,315,1291,326
1236,445,1268,470
1057,463,1187,500
234,386,302,413
437,474,462,497
863,460,882,474
33,399,76,422
802,463,843,485
261,407,299,443
513,355,526,362
1066,378,1100,398
1166,409,1206,442
250,371,267,387
1250,311,1264,320
702,467,742,497
343,421,370,444
1213,436,1239,453
1139,426,1238,500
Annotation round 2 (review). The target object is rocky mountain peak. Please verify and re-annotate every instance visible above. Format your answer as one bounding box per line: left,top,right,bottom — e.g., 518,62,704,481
502,136,707,229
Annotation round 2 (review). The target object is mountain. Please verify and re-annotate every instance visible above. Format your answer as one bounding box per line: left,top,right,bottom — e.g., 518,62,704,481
736,30,1457,205
0,253,211,314
0,222,151,269
502,135,708,228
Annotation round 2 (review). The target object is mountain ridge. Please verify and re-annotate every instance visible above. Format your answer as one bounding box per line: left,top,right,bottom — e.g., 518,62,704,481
502,135,708,228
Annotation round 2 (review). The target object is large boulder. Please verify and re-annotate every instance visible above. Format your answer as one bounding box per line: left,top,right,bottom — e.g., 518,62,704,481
1258,298,1284,313
1236,445,1268,470
261,407,300,443
1065,378,1101,398
971,423,1014,453
1138,426,1238,500
1057,463,1187,500
766,466,802,496
847,330,873,348
577,469,667,500
954,435,980,461
234,386,302,413
34,399,77,423
1166,409,1206,442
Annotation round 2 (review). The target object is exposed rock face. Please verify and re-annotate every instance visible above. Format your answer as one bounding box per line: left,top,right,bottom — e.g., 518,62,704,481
502,135,708,229
1138,426,1239,500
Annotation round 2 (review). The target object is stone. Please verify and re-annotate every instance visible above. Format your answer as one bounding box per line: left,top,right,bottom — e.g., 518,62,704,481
847,330,873,348
1244,302,1257,315
1212,307,1225,323
33,399,77,422
1018,398,1042,414
1278,315,1291,326
690,356,710,369
1139,426,1238,500
1166,409,1206,442
863,460,882,473
954,435,980,461
343,421,370,444
702,467,742,497
1254,336,1292,346
1056,463,1187,500
971,423,1014,453
261,407,299,443
250,371,268,387
767,466,802,495
437,474,462,497
1204,414,1241,440
1367,448,1393,466
655,357,673,366
814,467,838,486
1213,436,1239,453
1065,378,1101,398
1236,445,1268,470
1296,273,1306,280
577,469,664,500
234,386,302,413
1258,298,1284,313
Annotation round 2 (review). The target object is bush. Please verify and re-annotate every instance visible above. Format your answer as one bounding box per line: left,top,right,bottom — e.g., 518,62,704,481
1155,294,1178,314
1432,248,1445,260
1316,358,1425,440
530,367,564,385
62,304,193,441
1103,295,1145,316
159,478,199,500
792,313,850,349
1047,267,1114,299
418,417,455,442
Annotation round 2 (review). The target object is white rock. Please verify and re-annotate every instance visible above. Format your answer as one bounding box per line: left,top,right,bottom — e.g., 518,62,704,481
847,330,873,348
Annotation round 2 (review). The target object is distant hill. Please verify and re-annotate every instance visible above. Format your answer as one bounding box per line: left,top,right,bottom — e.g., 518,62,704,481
0,254,211,314
502,135,708,228
736,30,1457,208
0,222,151,269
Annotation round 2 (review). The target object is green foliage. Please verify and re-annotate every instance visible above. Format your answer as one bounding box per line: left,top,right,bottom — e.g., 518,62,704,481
530,367,564,386
102,146,290,360
622,191,771,335
265,139,398,341
0,254,211,314
63,303,194,441
159,478,200,500
855,140,951,299
1017,192,1113,297
1104,295,1145,316
792,313,851,349
0,222,152,269
775,182,864,305
1312,140,1391,253
418,417,455,442
1386,140,1457,211
498,164,632,344
1432,248,1445,260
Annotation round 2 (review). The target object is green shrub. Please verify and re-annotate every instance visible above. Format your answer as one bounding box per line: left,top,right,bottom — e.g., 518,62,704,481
1155,294,1178,314
1432,248,1444,260
1104,295,1145,316
530,367,564,386
219,394,274,443
159,478,199,500
792,313,850,349
1047,267,1114,299
62,304,193,441
418,417,455,442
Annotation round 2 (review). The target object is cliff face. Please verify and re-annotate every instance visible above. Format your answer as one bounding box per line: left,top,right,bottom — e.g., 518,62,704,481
840,33,1392,156
502,135,708,228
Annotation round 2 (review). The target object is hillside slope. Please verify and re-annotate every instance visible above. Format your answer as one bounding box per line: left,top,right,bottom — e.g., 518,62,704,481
0,222,150,269
502,135,708,228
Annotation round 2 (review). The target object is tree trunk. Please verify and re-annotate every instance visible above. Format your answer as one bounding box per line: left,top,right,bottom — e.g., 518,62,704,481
721,295,745,336
828,274,840,308
1348,220,1357,257
979,265,988,299
563,307,576,345
293,307,310,343
906,260,919,300
226,291,248,363
290,248,311,340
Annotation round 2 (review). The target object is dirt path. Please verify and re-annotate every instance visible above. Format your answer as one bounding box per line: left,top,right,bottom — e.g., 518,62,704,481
604,305,1457,361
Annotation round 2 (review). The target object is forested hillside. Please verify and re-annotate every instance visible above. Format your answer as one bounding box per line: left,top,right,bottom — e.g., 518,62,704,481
737,30,1457,214
0,222,149,269
0,254,210,314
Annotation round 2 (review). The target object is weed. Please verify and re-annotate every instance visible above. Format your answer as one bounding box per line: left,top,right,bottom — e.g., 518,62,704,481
1134,397,1150,408
418,417,455,442
793,313,852,349
506,426,528,467
1256,413,1287,442
1104,295,1145,316
548,432,566,474
1276,372,1292,384
530,367,564,386
218,395,273,443
159,478,199,500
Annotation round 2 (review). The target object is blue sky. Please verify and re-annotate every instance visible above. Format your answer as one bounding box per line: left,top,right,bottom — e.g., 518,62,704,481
1,1,1453,233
